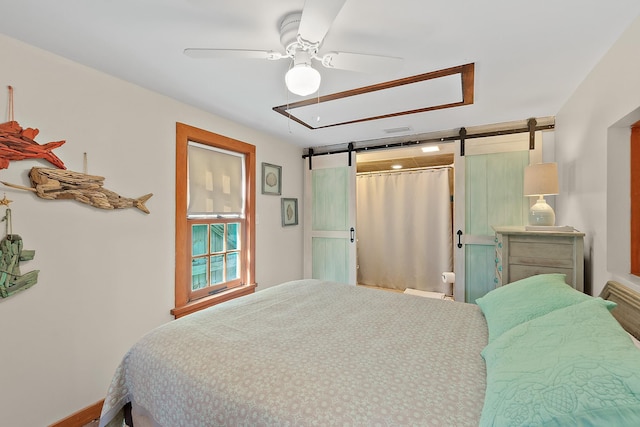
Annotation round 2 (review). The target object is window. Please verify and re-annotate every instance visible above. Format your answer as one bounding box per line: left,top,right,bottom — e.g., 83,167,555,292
172,123,256,318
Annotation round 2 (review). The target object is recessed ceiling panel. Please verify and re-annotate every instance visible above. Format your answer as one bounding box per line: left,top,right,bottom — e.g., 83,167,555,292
294,74,461,127
273,63,474,130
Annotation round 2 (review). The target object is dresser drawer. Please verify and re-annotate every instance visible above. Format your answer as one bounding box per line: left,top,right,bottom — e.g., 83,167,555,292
509,239,574,259
510,265,575,285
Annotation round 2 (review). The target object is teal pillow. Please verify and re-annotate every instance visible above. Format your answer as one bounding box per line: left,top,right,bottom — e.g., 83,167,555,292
479,297,640,427
476,273,592,343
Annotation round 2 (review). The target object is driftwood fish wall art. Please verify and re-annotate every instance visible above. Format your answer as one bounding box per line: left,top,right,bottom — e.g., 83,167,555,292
0,121,66,170
2,167,153,214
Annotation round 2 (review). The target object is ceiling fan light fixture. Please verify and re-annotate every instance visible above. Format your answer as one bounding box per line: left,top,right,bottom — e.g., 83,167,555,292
285,64,321,96
285,51,321,96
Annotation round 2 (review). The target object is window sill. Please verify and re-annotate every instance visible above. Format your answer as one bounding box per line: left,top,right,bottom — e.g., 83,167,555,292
171,283,256,319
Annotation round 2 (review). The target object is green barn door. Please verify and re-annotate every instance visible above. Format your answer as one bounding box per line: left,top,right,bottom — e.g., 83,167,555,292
453,132,542,302
303,152,357,285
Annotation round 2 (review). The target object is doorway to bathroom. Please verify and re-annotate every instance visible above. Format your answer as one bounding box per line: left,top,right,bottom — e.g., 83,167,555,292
356,145,454,295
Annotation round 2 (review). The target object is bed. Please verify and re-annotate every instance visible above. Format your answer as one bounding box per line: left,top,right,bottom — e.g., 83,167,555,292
99,276,640,427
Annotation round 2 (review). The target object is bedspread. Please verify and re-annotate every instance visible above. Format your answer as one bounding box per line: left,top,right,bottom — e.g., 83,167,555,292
100,279,488,426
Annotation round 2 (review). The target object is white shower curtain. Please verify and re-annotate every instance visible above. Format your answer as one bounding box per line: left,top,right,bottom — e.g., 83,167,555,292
356,168,453,292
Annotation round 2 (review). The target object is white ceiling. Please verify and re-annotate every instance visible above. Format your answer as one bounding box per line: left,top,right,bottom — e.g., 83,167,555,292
1,0,639,150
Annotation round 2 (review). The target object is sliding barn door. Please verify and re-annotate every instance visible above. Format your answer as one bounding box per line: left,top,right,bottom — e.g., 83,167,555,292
303,152,357,284
453,132,542,302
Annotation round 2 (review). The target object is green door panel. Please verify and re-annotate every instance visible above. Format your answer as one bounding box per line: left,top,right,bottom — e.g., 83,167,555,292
465,245,498,303
466,151,529,234
305,153,356,284
312,237,348,283
312,167,348,232
465,150,529,301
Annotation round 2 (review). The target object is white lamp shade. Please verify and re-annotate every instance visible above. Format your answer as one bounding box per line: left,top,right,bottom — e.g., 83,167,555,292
285,64,321,96
524,162,559,226
524,162,559,196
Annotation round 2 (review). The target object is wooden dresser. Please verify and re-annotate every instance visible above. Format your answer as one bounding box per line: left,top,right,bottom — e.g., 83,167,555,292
492,226,585,292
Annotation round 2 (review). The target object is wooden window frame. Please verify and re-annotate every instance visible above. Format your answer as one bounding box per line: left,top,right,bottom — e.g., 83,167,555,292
631,121,640,276
172,123,256,319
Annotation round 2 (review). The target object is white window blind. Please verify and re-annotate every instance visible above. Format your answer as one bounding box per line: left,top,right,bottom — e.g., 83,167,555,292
187,141,245,218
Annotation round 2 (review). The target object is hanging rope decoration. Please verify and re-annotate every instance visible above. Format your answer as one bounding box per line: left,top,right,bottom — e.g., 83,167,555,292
7,85,14,122
0,195,39,298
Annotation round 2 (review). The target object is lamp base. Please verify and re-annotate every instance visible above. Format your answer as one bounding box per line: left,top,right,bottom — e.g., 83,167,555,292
528,196,555,226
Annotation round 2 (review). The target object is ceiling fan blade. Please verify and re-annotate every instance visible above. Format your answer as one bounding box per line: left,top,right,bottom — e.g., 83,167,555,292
298,0,347,44
320,52,403,72
184,48,284,60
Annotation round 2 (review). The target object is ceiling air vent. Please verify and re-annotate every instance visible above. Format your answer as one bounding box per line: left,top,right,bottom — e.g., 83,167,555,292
382,126,412,134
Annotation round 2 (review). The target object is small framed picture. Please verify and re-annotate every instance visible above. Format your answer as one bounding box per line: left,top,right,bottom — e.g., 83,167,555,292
261,162,282,195
281,198,298,226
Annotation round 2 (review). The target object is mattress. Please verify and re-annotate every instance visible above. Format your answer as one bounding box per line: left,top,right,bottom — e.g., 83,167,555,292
99,279,488,426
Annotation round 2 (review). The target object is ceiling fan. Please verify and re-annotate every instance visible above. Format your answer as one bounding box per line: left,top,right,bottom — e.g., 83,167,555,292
184,0,403,96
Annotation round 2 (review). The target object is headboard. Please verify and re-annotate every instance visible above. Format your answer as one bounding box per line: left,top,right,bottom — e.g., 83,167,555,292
600,280,640,340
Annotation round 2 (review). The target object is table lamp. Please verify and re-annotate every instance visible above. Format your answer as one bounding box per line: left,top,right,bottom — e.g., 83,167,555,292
524,162,559,226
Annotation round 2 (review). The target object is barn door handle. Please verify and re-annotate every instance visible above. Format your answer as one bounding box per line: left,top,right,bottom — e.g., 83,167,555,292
350,227,355,243
456,230,463,248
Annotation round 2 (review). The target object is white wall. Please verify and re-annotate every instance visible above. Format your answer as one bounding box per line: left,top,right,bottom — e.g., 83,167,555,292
555,15,640,296
0,34,304,426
